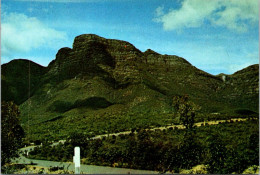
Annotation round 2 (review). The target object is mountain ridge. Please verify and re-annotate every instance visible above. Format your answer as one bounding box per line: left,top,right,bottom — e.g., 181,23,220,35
1,34,258,139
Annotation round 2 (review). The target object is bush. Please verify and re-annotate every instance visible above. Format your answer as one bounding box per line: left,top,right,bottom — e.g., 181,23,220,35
178,133,204,169
1,164,26,174
206,135,227,174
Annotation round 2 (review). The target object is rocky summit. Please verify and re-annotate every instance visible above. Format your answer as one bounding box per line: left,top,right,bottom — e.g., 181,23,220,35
1,34,259,139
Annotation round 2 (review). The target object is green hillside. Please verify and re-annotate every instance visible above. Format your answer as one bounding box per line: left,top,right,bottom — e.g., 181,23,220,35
1,59,47,105
2,34,258,141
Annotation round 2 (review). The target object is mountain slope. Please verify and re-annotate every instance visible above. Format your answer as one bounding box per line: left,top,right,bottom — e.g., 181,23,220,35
216,64,259,113
1,59,47,104
2,34,258,140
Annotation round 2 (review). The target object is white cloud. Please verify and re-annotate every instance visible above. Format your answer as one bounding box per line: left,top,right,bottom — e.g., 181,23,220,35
155,6,164,17
155,0,258,32
1,12,67,58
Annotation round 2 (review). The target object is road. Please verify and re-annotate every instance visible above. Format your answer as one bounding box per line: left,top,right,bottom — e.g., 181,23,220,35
13,155,159,174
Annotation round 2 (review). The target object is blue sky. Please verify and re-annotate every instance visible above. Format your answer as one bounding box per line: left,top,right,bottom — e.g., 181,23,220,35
1,0,259,75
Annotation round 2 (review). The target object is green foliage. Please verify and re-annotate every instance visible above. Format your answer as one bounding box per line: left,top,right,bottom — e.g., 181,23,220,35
13,62,257,141
172,95,200,129
1,101,25,166
205,123,259,174
246,133,259,165
67,132,90,148
1,164,26,174
1,59,46,105
206,134,227,174
28,120,258,173
2,40,258,142
162,132,204,172
178,132,204,169
24,111,177,141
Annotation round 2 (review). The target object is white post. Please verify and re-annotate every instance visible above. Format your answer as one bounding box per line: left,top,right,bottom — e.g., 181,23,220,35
74,147,80,174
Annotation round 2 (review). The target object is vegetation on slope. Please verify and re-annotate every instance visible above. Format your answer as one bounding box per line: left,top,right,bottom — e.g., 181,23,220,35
1,59,46,105
28,119,259,174
1,34,258,146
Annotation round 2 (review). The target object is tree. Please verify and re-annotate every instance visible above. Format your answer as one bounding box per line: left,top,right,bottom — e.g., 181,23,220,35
206,134,227,174
247,133,259,165
1,101,25,166
178,132,204,169
172,95,200,129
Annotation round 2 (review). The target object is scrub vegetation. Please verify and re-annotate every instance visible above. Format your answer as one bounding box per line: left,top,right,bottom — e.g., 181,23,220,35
28,119,259,174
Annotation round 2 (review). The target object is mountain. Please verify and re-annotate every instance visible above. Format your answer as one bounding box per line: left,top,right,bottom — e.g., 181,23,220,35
2,59,47,104
2,34,258,140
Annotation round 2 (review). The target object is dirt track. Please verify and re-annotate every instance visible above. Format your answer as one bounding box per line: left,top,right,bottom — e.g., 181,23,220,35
93,118,249,139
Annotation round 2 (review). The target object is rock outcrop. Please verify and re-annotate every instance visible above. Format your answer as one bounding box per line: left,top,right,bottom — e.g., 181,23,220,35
46,34,197,84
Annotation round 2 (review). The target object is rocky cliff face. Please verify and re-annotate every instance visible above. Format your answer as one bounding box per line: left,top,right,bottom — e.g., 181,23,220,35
47,34,141,81
46,34,197,84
